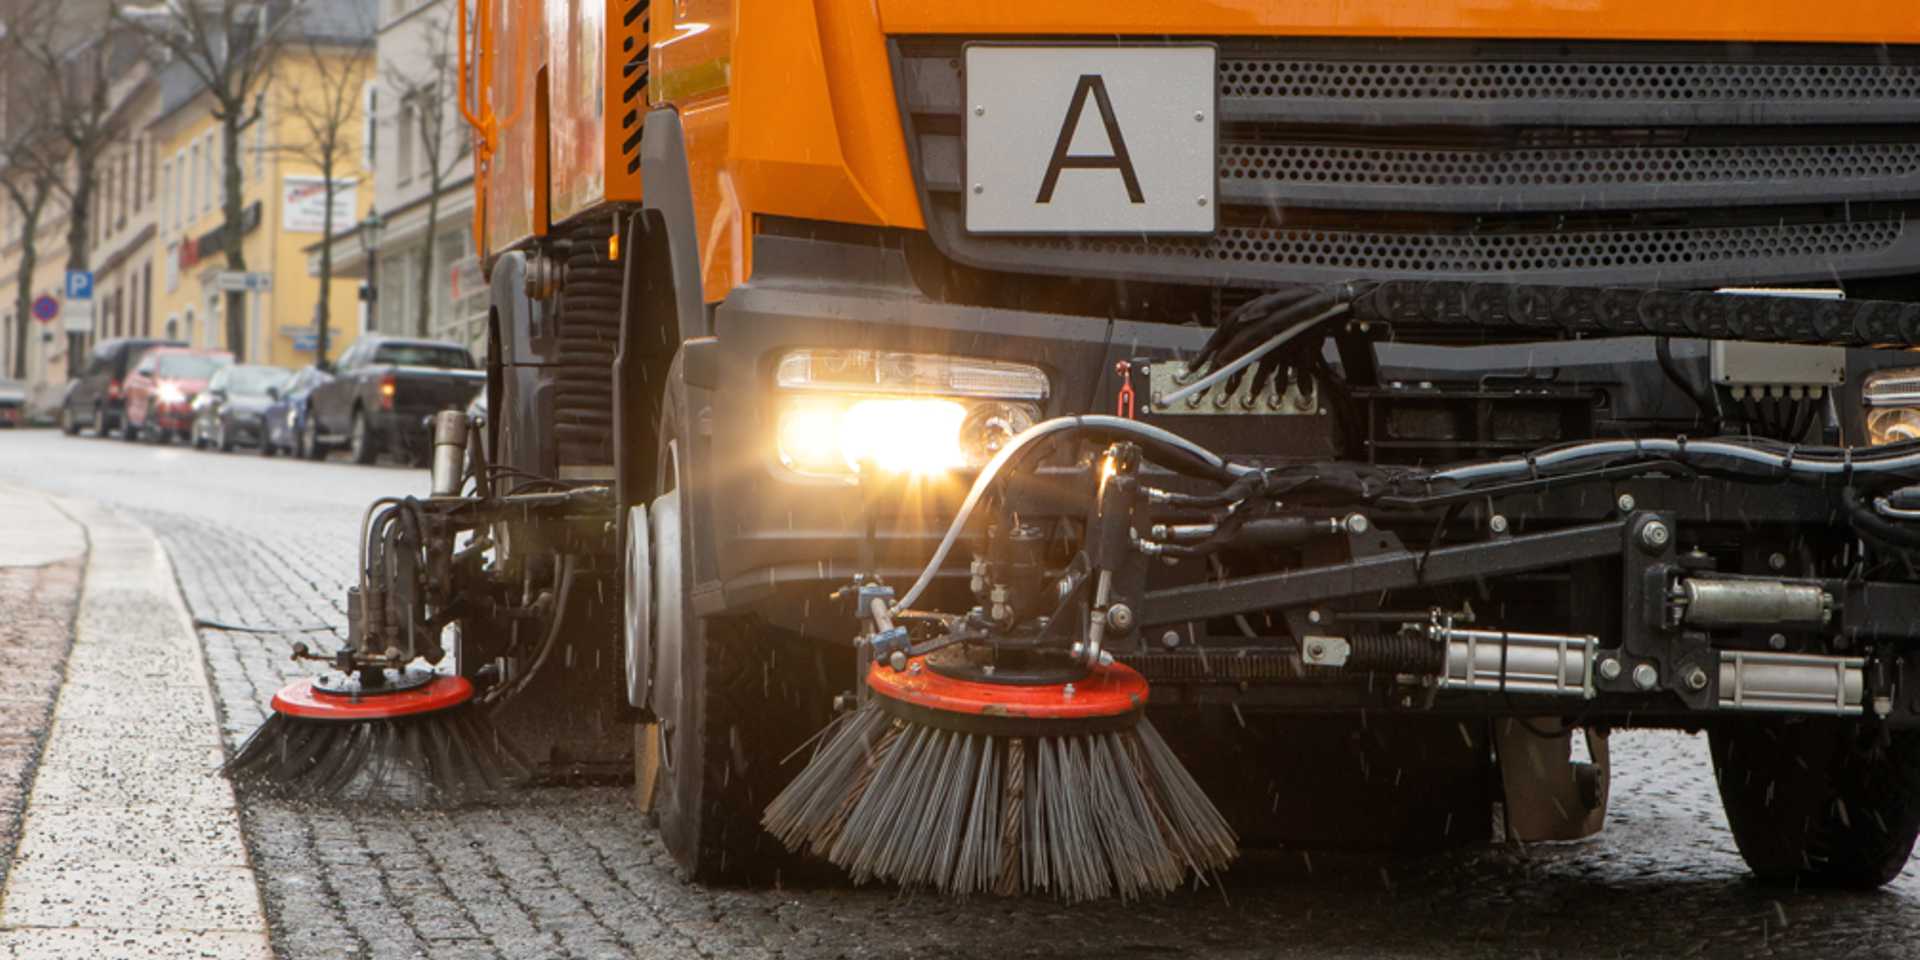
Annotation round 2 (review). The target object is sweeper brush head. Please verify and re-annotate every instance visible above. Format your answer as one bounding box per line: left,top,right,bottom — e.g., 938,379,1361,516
763,657,1237,902
225,673,534,807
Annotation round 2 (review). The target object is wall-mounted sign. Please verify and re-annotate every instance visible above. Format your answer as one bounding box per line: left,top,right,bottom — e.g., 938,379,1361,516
282,176,358,234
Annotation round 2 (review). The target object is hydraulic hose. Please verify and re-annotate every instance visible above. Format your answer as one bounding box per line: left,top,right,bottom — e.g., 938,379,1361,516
889,415,1250,613
1430,437,1920,486
1162,304,1349,408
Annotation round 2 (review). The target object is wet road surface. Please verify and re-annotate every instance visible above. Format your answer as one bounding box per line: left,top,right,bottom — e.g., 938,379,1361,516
3,428,1917,959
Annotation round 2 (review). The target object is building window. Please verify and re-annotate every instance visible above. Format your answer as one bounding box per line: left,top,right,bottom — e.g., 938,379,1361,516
397,99,416,185
165,315,178,340
187,143,200,222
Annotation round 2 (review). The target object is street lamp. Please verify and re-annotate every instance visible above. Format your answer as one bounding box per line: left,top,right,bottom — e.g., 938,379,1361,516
357,207,385,339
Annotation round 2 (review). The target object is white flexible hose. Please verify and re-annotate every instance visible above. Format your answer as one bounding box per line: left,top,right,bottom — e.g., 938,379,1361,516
1160,304,1349,408
889,415,1241,614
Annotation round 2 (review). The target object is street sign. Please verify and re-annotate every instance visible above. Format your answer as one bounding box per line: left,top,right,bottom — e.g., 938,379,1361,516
62,300,94,333
291,334,318,352
30,295,57,324
64,270,92,301
215,271,273,293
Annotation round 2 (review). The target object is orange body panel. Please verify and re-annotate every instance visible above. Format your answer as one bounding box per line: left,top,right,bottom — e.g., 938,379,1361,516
475,0,1920,301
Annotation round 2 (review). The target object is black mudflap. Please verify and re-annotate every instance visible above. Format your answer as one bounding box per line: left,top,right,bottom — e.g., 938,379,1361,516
1155,709,1496,853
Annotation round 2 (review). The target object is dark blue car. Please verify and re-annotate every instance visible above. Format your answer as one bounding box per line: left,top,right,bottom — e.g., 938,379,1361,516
262,365,335,459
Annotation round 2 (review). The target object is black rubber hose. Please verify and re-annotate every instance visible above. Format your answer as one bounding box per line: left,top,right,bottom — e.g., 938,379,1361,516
1654,337,1719,433
1842,486,1920,550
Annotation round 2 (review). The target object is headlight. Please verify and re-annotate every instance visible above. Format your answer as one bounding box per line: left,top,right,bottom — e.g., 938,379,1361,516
773,349,1048,477
1865,369,1920,445
156,383,186,406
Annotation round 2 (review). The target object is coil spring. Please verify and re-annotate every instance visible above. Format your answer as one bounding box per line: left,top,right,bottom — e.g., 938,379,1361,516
1344,632,1445,674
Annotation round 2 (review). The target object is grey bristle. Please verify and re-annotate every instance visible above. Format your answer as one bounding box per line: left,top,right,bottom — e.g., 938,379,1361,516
762,703,1237,902
224,705,534,807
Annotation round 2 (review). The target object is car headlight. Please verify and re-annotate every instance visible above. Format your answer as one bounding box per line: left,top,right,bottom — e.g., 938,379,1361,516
773,349,1047,477
156,383,186,406
1865,369,1920,445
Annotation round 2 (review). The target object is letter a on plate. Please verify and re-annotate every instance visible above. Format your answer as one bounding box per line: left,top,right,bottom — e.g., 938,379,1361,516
965,45,1216,236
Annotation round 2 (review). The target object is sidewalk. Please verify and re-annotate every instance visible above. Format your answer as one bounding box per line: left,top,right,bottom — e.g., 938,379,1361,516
0,485,270,959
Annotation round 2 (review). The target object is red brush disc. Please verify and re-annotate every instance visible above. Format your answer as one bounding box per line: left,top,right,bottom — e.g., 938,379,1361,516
271,674,474,721
866,655,1147,732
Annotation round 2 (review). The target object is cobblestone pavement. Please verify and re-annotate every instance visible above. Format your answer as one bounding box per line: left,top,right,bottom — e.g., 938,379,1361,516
0,490,82,901
4,430,1920,959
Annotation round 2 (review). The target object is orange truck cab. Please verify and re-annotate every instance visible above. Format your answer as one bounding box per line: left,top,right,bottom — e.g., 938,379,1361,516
443,0,1920,890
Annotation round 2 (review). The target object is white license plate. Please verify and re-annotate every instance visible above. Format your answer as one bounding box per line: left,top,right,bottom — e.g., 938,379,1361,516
964,45,1216,235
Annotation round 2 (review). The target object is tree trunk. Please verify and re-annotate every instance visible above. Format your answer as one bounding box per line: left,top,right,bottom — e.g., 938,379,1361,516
64,165,93,272
416,187,439,338
220,118,248,358
10,204,40,381
315,177,335,368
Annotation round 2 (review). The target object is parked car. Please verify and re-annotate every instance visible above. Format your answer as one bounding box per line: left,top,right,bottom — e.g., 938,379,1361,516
122,347,232,443
0,377,25,427
262,365,333,459
305,336,482,464
191,364,291,453
58,337,186,436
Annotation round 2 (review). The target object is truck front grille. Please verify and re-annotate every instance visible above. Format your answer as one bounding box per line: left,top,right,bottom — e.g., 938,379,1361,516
894,38,1920,289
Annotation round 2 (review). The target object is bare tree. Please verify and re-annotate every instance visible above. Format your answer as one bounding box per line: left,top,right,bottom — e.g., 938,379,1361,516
0,138,59,380
5,0,122,274
115,0,298,360
2,0,122,375
272,5,371,368
381,2,469,338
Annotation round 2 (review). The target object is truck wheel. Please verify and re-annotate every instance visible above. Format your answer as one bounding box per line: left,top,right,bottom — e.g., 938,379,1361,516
349,409,378,464
1712,719,1920,888
645,388,830,883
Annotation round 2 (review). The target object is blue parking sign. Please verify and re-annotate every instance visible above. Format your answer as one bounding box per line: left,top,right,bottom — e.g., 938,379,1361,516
65,270,92,300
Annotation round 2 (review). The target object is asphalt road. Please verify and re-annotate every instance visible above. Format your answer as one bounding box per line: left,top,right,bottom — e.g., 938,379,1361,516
3,427,1918,959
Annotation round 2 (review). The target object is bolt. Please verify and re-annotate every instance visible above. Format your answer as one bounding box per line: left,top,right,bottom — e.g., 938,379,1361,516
1489,514,1509,534
1769,632,1788,650
1161,629,1182,649
888,651,908,672
973,105,985,116
1063,683,1076,699
1344,513,1370,534
1097,650,1114,668
1308,609,1324,625
1070,641,1085,659
1598,657,1622,681
1194,110,1206,121
1685,666,1709,691
1639,520,1671,552
972,183,984,194
1106,604,1135,631
1617,493,1636,513
1197,196,1209,207
1768,552,1788,571
1307,641,1326,659
982,665,996,677
832,693,853,712
1632,663,1659,691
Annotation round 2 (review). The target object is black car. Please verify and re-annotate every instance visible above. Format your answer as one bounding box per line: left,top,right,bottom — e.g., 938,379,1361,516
191,364,292,453
305,336,483,464
59,337,187,437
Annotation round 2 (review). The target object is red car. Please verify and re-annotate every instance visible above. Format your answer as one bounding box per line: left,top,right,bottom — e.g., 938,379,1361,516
122,347,232,443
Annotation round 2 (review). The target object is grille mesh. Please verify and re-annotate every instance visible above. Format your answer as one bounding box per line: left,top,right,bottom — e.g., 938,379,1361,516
1002,219,1905,278
1218,58,1920,103
1220,142,1920,191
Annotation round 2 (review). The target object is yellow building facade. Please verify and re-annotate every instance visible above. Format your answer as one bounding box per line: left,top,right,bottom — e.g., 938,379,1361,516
150,46,374,370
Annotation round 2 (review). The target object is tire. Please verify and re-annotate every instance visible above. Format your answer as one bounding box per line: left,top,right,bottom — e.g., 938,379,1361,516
349,409,378,465
1712,719,1920,888
215,418,232,453
645,375,832,884
121,412,138,442
258,431,275,457
298,414,321,461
